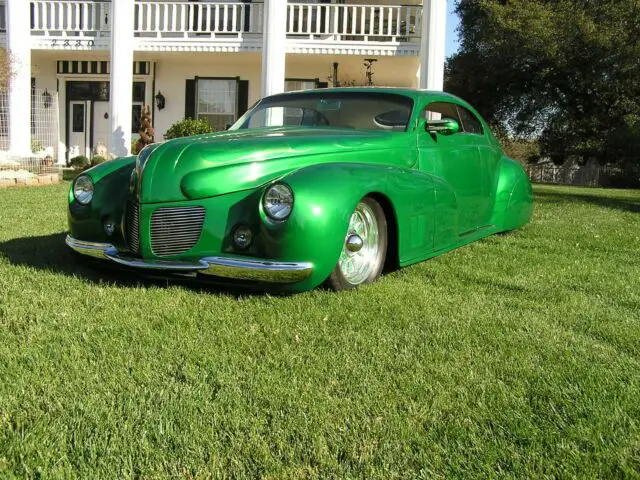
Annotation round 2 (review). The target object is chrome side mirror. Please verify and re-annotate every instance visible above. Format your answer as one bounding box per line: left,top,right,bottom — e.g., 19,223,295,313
426,118,460,135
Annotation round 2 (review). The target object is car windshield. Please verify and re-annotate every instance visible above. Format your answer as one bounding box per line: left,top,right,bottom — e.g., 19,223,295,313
230,92,414,132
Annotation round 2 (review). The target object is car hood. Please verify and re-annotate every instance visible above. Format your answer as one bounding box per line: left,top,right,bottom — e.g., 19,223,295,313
140,127,410,203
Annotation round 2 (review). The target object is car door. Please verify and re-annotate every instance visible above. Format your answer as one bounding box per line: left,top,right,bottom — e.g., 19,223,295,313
417,101,484,238
456,104,501,228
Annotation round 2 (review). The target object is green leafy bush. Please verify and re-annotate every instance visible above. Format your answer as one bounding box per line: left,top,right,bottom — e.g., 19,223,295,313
164,118,214,140
91,155,107,166
69,155,90,170
31,137,44,154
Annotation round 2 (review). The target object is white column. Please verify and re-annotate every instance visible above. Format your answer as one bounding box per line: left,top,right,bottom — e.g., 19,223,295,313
7,0,32,156
108,0,135,157
261,0,287,98
419,0,447,91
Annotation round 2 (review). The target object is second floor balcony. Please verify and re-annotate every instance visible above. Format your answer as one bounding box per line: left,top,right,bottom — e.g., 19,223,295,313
0,0,423,56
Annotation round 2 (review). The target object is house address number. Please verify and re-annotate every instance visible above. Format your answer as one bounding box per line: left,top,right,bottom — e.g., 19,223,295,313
51,39,95,47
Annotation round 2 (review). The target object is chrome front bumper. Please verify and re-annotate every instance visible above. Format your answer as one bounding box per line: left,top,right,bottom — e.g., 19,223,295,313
65,235,313,284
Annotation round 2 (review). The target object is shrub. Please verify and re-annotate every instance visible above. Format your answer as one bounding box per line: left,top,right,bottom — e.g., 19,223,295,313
91,155,107,166
31,137,44,154
69,155,90,170
601,161,640,189
495,132,541,165
164,118,214,140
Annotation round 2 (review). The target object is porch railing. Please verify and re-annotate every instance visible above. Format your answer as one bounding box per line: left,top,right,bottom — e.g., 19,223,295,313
134,1,263,38
286,3,421,42
22,0,421,45
31,1,110,37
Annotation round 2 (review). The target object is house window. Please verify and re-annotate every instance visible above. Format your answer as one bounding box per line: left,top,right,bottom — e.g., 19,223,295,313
285,79,317,92
196,79,237,131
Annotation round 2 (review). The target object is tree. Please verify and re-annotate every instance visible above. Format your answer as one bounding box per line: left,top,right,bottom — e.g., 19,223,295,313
446,0,640,168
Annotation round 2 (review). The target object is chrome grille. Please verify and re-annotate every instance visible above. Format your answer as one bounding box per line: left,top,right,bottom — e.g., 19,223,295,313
150,206,205,257
125,200,140,255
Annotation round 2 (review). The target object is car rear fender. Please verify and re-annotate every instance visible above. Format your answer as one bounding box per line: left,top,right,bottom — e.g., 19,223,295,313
490,156,533,231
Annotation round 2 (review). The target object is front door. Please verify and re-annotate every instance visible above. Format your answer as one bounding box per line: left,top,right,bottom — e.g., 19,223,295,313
68,101,90,159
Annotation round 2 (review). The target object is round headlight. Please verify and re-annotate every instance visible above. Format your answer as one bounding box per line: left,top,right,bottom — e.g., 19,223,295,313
73,175,94,205
263,183,293,221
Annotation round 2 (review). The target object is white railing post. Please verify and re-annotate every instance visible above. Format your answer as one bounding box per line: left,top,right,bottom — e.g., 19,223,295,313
213,4,219,35
154,2,159,36
232,4,238,36
32,2,40,30
331,4,338,41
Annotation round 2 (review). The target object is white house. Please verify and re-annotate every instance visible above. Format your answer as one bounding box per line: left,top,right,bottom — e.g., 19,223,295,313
0,0,446,163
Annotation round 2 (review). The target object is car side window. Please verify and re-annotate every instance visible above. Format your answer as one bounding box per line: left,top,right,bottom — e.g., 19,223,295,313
423,102,462,125
456,106,484,135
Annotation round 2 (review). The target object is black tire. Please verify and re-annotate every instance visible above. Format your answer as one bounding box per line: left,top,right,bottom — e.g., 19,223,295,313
326,197,387,291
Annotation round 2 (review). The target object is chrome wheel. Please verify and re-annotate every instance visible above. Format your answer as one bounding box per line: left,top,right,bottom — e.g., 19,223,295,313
338,201,380,285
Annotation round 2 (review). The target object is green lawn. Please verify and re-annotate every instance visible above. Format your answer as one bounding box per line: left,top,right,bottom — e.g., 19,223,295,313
0,183,639,478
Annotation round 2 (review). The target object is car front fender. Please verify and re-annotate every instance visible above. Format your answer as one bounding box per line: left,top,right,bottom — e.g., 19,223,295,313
259,162,436,288
67,156,136,246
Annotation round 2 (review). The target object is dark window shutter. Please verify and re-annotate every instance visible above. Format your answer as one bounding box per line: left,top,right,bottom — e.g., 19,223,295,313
236,80,249,118
185,79,196,119
316,81,329,88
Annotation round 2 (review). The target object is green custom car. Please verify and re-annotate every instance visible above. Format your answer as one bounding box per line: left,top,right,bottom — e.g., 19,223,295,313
66,88,533,292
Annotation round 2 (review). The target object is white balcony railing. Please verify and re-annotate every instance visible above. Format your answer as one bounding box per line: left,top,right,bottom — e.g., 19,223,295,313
134,1,263,38
10,1,421,52
31,1,110,37
286,3,420,42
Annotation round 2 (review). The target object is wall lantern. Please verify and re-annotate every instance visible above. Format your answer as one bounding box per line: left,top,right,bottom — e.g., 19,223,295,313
42,89,52,109
155,91,166,110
